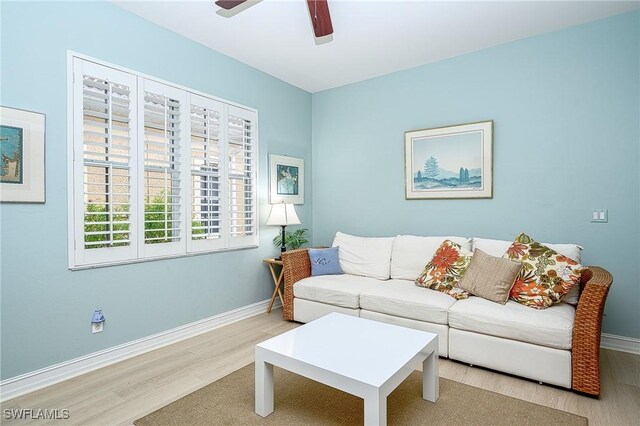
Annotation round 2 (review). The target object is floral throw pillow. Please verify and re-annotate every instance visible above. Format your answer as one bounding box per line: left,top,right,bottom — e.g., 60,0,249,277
503,233,586,309
415,240,471,300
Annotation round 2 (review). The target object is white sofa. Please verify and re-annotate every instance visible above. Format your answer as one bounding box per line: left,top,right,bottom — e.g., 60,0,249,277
281,232,613,396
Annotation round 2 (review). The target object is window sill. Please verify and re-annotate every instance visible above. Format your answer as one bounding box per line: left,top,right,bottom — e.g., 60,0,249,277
69,244,259,271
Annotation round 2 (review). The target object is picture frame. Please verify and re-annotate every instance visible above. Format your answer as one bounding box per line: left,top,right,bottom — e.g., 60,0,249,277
404,120,493,200
269,154,304,204
1,106,46,203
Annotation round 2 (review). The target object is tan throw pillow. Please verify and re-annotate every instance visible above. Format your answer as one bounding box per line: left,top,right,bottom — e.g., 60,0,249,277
458,249,523,304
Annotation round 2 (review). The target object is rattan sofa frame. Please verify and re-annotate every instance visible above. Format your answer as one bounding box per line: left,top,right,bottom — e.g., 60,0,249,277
281,248,613,397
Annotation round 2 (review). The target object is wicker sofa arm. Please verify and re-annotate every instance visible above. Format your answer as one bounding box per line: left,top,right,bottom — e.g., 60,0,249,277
571,266,613,396
281,248,312,321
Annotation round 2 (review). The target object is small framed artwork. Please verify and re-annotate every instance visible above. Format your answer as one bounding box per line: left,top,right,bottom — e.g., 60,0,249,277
1,106,46,203
404,120,493,199
269,154,304,204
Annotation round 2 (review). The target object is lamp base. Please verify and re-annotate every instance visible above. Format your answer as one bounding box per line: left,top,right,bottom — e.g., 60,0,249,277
277,225,287,261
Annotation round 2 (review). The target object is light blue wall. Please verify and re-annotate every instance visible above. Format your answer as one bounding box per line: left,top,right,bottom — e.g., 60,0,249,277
312,11,640,339
0,1,311,379
1,3,638,381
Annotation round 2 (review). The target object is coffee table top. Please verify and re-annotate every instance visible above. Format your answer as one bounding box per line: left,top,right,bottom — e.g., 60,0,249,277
256,313,437,387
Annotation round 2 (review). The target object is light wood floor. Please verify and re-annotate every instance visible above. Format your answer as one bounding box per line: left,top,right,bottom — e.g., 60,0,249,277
2,309,639,425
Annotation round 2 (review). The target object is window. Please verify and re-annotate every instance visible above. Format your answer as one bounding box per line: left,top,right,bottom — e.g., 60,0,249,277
69,55,258,268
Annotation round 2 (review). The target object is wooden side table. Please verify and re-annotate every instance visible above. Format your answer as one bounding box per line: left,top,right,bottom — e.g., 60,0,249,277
263,258,284,314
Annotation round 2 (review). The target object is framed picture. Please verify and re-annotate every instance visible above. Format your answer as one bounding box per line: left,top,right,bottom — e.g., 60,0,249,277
404,120,493,199
1,106,46,203
269,154,304,204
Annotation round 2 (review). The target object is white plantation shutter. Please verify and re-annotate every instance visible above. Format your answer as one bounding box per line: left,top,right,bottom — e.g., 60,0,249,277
227,105,258,248
72,59,138,266
188,95,227,251
139,80,187,257
69,56,258,268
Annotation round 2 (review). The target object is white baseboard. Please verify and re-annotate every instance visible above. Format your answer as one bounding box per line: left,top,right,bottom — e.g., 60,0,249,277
0,303,632,403
0,299,281,402
600,333,640,355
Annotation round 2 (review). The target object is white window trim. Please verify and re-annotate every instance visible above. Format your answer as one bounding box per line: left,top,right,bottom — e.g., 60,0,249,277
67,51,259,270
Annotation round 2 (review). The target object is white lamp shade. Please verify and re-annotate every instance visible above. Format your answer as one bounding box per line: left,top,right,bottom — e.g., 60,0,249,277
266,203,301,226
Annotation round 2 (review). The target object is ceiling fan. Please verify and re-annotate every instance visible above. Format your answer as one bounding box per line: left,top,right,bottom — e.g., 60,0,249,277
215,0,334,38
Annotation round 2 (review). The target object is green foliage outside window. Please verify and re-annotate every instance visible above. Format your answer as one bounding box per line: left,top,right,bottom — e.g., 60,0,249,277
84,202,130,248
84,193,204,248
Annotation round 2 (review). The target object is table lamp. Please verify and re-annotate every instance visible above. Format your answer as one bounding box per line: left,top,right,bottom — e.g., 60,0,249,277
266,203,301,259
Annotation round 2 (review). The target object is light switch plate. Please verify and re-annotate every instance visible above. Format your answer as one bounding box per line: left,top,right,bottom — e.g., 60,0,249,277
591,209,608,223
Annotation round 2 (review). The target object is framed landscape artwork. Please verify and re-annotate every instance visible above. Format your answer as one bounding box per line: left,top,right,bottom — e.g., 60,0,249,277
269,154,304,204
404,121,493,199
0,106,46,203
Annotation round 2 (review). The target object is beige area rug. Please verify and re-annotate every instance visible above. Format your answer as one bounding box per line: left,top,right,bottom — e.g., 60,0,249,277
135,363,587,426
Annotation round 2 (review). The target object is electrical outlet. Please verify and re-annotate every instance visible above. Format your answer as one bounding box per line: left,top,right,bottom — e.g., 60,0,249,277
91,309,105,334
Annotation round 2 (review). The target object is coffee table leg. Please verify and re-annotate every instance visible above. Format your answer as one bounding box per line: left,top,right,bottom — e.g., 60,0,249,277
422,350,439,402
255,358,274,417
364,391,386,426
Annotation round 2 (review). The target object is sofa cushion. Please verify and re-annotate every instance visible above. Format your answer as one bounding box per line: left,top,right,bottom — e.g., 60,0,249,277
415,240,472,300
360,279,457,324
561,281,581,306
448,296,575,350
504,233,585,309
471,236,582,262
293,274,385,309
390,235,471,280
332,232,394,280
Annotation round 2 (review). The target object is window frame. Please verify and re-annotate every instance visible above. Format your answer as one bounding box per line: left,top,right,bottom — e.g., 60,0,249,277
67,52,259,270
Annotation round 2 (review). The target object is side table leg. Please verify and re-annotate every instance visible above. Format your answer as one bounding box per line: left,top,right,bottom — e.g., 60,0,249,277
255,357,274,416
265,263,284,314
267,286,280,314
423,349,439,402
364,391,386,426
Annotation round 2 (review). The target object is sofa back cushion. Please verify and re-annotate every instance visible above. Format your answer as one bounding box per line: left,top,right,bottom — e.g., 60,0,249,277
390,235,471,280
471,237,582,262
332,232,394,280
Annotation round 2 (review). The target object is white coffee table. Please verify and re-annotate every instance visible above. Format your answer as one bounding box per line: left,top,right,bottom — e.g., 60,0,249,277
255,312,439,425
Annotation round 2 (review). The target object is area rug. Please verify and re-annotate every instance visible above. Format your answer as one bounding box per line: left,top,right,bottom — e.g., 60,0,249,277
135,363,587,425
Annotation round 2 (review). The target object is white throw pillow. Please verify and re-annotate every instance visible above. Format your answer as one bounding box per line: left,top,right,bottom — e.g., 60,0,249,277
390,235,472,280
332,232,395,280
471,236,584,305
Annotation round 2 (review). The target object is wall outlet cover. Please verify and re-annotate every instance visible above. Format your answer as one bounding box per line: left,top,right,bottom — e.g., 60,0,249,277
591,209,608,223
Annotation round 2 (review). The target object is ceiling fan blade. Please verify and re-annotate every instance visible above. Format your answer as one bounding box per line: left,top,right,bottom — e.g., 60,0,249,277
306,0,334,38
215,0,248,10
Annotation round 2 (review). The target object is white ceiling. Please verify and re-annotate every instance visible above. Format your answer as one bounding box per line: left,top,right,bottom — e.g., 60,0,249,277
112,0,640,93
